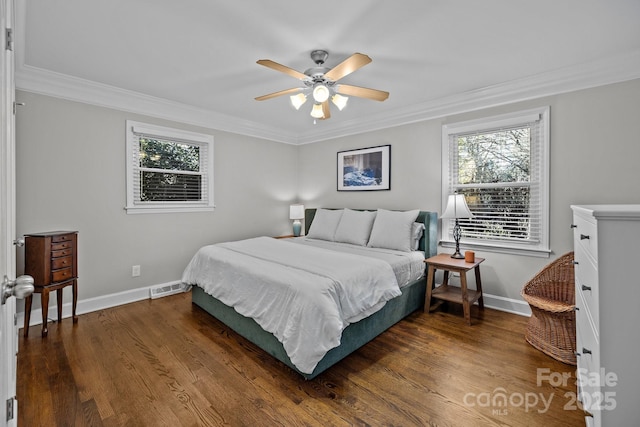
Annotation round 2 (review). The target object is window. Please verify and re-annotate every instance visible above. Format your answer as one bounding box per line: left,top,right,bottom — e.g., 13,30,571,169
126,121,214,214
441,107,550,256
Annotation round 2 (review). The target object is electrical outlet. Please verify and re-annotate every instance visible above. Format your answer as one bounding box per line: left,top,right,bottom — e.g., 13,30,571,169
132,265,141,277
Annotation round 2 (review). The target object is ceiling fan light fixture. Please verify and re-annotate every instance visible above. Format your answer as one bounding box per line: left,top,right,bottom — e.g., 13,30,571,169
331,94,348,111
290,93,307,110
310,103,325,119
312,84,330,103
256,50,388,122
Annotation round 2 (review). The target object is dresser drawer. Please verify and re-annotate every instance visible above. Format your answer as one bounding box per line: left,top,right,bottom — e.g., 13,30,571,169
51,233,74,243
572,215,598,264
51,256,73,270
574,253,599,331
51,248,73,258
576,291,599,356
576,307,601,416
51,240,73,251
52,267,73,282
576,290,600,379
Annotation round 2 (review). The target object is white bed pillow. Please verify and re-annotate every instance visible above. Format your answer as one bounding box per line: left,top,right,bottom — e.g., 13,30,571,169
334,209,377,246
306,209,344,241
367,209,420,252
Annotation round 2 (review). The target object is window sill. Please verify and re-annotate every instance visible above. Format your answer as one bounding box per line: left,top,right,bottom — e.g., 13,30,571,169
440,240,551,258
125,205,215,214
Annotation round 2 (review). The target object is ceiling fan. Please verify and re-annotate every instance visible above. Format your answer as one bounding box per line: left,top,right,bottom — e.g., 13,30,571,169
255,50,389,121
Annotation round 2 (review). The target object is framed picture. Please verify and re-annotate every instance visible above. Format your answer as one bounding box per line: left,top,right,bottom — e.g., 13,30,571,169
337,145,391,191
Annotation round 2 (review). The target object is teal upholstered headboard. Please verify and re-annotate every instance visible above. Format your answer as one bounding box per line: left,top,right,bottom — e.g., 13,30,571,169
304,208,438,258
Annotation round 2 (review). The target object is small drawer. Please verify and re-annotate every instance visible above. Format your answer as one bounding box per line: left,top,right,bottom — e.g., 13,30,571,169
576,291,600,372
52,267,73,282
51,241,72,251
572,215,598,264
52,248,72,258
575,331,600,415
574,253,599,330
51,234,74,243
51,256,72,270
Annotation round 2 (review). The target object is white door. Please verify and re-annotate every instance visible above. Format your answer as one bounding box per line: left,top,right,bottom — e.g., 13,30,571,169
1,0,21,425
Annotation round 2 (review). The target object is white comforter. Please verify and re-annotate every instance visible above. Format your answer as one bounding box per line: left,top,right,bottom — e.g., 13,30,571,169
181,236,401,374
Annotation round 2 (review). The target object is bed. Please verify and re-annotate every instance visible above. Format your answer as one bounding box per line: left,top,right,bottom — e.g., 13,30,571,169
184,208,437,379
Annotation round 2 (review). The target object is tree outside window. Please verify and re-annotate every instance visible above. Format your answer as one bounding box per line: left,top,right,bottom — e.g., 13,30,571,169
139,137,202,202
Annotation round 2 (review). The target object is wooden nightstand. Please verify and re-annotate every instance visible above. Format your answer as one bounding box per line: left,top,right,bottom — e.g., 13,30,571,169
424,253,484,325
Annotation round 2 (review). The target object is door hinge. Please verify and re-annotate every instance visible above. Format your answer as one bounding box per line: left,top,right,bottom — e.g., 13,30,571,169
13,102,24,115
6,397,14,422
5,28,13,51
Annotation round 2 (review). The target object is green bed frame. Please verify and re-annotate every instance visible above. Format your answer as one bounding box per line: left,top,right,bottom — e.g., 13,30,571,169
191,209,438,379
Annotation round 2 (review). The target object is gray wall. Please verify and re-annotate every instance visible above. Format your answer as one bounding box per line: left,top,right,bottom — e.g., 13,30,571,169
15,91,298,309
15,78,640,314
298,78,640,304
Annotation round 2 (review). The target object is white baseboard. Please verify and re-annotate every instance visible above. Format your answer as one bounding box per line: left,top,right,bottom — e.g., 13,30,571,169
17,283,530,331
482,293,531,316
18,280,183,329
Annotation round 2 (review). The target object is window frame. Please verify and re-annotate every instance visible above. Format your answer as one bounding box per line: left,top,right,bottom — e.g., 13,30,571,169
441,107,550,257
125,120,214,214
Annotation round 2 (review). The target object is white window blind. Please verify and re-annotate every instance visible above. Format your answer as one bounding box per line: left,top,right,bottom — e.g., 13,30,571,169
126,121,214,214
442,107,550,256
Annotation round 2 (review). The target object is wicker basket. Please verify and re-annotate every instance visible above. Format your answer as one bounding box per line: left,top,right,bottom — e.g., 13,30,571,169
521,252,576,365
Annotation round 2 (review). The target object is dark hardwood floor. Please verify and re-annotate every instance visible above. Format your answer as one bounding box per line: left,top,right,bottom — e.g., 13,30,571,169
18,292,586,426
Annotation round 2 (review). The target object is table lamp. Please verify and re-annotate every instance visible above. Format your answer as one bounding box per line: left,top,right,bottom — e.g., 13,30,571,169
289,204,305,237
441,194,474,259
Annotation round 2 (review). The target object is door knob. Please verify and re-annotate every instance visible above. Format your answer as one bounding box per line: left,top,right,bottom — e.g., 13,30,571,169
1,275,35,304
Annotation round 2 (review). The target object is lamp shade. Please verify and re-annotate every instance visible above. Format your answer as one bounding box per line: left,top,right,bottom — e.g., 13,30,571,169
289,204,305,220
290,93,307,110
310,103,324,119
441,194,474,219
331,94,348,111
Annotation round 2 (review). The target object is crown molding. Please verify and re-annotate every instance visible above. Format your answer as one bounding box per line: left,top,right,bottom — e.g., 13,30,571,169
15,50,640,145
295,50,640,144
15,64,301,145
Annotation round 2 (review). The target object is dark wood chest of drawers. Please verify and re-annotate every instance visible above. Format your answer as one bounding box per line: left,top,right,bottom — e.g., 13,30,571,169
24,231,78,337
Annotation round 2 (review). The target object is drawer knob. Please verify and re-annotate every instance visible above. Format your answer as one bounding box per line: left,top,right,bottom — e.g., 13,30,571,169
570,224,577,229
572,261,579,265
581,285,592,291
582,347,592,355
580,234,590,240
574,351,581,357
574,306,579,311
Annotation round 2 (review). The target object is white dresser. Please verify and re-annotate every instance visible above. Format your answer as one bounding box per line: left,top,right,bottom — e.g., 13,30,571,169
571,205,640,426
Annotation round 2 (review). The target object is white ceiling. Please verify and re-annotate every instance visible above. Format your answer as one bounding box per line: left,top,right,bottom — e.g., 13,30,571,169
14,0,640,144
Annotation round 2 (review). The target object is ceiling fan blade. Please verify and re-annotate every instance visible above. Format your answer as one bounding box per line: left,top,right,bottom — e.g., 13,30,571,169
337,84,389,101
256,59,308,80
255,87,301,101
320,101,331,120
323,53,372,82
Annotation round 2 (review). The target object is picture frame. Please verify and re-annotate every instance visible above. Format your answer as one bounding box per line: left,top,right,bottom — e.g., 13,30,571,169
337,145,391,191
